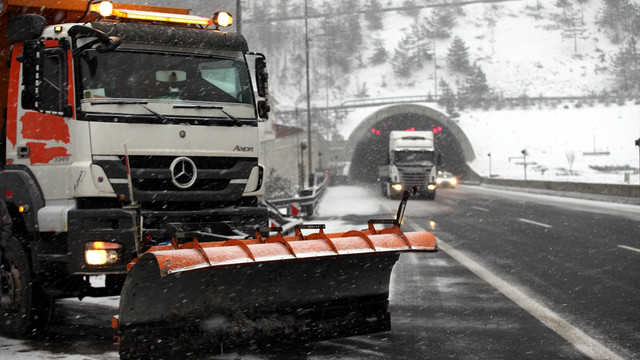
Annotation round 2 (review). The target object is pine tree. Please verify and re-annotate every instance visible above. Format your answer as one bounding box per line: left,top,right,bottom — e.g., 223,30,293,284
466,66,489,96
611,37,640,92
342,0,363,51
369,38,389,66
366,0,384,30
464,66,490,106
407,20,433,67
401,0,419,18
391,35,414,78
318,4,353,74
562,7,588,52
483,4,498,54
633,4,640,37
447,36,471,73
437,79,456,115
555,0,572,19
426,7,456,39
596,0,640,42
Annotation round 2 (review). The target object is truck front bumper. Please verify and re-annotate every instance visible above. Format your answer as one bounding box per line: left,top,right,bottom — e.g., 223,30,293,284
67,205,268,275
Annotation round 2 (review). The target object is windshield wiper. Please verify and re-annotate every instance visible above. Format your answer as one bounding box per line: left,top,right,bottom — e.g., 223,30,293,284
89,99,168,122
173,104,242,126
88,99,149,105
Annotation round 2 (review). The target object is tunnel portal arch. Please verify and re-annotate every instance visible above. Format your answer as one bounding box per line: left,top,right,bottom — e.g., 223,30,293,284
346,104,476,183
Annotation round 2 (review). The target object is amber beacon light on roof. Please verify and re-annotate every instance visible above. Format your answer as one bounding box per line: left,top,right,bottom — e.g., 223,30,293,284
89,1,233,28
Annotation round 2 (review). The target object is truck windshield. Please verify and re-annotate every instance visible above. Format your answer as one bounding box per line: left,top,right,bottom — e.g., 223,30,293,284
393,151,434,165
78,50,253,105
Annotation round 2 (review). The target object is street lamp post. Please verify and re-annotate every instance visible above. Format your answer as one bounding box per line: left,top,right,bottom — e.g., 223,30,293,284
433,35,437,99
487,152,492,178
635,138,640,184
521,149,528,181
304,0,313,188
299,142,307,191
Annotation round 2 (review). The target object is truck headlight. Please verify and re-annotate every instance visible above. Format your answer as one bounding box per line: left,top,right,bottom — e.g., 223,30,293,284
85,241,121,265
427,184,436,190
392,184,403,191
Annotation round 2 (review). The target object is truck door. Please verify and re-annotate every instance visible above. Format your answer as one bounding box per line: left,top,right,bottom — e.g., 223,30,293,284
11,39,75,198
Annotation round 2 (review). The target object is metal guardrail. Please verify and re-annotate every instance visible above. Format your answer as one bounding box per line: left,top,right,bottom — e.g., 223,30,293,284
275,94,616,116
268,173,328,219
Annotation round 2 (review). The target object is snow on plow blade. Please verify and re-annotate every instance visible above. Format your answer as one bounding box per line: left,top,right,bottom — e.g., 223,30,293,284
116,222,437,359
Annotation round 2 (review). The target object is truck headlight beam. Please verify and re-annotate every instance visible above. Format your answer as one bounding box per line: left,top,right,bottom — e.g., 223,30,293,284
85,241,121,266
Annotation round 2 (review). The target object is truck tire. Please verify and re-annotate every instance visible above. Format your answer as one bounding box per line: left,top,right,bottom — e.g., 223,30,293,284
0,236,53,337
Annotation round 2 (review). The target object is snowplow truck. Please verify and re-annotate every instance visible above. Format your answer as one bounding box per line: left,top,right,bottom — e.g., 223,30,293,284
380,130,440,200
0,1,438,358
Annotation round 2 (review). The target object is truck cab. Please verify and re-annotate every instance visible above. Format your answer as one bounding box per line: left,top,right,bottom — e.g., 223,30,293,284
380,130,438,200
0,1,270,311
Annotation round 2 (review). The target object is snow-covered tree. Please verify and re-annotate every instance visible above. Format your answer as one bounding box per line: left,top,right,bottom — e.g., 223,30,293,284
369,38,389,66
366,0,384,30
611,37,640,92
483,4,498,54
561,7,588,52
555,0,572,19
446,36,471,73
437,79,456,115
426,7,456,39
565,151,576,175
408,20,433,64
465,66,490,101
597,0,640,42
391,35,414,78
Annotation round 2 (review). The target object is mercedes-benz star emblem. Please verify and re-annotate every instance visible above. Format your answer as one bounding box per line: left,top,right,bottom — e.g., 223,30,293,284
169,157,197,189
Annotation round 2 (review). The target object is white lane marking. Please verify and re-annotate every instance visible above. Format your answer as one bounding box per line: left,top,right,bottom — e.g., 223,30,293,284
404,218,624,360
518,218,553,228
618,245,640,254
471,206,489,212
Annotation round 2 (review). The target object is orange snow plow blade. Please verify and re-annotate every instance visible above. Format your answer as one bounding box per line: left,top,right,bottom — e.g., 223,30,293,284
115,197,437,359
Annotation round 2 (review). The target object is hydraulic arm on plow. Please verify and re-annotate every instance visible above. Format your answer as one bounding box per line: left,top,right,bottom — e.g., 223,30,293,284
114,191,438,359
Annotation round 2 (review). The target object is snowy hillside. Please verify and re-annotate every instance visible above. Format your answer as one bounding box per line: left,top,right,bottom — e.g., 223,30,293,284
242,0,626,107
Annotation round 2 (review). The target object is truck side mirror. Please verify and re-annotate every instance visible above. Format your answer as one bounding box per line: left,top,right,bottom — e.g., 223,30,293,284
20,40,44,110
255,57,268,97
255,55,270,121
257,100,270,120
247,53,270,122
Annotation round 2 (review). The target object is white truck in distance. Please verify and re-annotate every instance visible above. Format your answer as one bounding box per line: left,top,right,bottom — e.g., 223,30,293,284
380,130,439,200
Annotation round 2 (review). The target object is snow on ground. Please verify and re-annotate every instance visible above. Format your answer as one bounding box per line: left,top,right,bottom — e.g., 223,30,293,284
468,185,640,220
315,185,383,218
459,103,640,184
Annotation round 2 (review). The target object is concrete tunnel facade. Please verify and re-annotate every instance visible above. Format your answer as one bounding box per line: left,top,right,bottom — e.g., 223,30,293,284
345,104,476,183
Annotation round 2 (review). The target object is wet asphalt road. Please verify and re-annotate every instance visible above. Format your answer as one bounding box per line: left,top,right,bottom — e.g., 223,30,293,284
403,185,639,360
1,184,638,359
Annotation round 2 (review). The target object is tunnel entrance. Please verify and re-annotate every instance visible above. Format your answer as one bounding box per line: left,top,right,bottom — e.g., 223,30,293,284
348,106,472,183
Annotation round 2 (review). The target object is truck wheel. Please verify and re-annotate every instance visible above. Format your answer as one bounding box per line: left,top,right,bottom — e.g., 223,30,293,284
0,236,53,337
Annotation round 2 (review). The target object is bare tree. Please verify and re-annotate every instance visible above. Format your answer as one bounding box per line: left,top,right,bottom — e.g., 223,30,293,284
566,151,576,175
